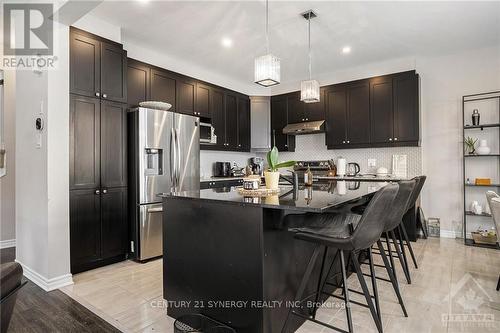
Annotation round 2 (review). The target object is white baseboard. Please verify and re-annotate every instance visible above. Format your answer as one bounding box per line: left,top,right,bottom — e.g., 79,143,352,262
15,259,73,291
440,230,458,238
0,239,15,249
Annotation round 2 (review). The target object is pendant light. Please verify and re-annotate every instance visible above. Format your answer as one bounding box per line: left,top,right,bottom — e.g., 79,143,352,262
254,0,280,87
300,10,320,103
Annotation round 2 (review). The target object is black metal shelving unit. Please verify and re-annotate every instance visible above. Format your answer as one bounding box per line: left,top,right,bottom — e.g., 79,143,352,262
462,91,500,249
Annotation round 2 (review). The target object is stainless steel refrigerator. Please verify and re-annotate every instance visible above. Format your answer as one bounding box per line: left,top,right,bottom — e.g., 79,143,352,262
128,107,199,261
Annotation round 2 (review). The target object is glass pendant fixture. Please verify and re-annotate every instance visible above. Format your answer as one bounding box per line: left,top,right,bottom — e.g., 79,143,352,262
254,0,280,87
300,10,320,103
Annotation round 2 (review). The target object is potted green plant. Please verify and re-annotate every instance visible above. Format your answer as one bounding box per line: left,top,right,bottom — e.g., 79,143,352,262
464,136,477,155
265,146,296,190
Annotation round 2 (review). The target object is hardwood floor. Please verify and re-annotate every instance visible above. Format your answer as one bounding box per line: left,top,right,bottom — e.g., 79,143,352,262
0,247,121,333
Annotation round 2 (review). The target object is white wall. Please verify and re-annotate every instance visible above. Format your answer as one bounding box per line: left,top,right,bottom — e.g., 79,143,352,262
0,70,16,246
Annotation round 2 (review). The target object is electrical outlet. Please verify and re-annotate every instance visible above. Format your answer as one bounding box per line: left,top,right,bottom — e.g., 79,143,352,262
368,159,377,168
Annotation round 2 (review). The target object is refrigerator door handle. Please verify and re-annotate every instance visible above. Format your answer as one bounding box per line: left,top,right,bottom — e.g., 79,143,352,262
170,128,176,188
175,128,181,188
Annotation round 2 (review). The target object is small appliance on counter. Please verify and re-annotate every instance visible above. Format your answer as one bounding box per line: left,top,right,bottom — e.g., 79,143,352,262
337,158,346,176
346,163,360,176
214,162,231,177
231,162,246,177
293,160,335,182
249,157,264,176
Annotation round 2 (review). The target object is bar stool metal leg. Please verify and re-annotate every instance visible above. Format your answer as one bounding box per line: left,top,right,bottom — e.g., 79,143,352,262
281,246,322,333
351,253,384,333
385,234,397,282
400,222,418,269
312,246,328,319
340,250,354,333
367,248,381,321
377,240,408,317
496,275,500,291
396,225,411,282
390,230,411,284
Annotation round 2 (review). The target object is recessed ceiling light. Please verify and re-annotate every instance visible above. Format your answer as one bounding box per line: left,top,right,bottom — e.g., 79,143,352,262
137,0,149,4
342,46,351,54
221,37,233,48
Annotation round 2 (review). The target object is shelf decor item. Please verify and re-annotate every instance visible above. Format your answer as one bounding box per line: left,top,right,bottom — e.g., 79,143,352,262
476,139,491,155
300,10,320,103
464,136,477,154
254,0,280,87
472,109,480,126
265,146,296,190
471,230,497,245
475,178,492,185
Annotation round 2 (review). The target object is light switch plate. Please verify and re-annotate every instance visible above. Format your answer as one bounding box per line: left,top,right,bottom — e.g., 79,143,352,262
368,159,377,168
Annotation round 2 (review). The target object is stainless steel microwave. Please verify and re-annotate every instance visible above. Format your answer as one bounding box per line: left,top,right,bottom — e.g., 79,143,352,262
200,122,217,145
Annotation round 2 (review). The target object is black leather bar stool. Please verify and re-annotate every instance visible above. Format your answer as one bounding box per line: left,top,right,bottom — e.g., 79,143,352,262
281,184,399,333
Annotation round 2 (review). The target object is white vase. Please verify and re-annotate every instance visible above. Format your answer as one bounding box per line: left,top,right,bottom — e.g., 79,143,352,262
476,139,491,155
264,171,280,190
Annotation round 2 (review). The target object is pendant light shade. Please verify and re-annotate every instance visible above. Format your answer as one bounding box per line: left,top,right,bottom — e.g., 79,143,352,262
301,79,320,103
254,0,280,87
255,54,280,87
300,10,320,103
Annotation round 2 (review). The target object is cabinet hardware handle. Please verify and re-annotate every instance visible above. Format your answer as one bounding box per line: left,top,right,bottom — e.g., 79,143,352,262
285,144,288,147
102,189,107,194
342,141,346,144
389,138,393,141
95,189,100,195
306,118,309,121
347,140,350,143
102,93,107,99
238,144,241,147
394,137,398,141
95,92,100,97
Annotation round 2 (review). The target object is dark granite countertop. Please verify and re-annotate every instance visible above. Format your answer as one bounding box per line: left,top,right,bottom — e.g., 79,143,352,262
159,180,390,213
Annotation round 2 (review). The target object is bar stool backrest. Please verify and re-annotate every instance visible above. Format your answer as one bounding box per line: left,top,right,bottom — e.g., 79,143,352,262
384,180,416,232
406,176,427,212
351,183,399,250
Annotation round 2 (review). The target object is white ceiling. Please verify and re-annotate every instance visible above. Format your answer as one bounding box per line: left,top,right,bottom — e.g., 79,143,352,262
89,1,500,90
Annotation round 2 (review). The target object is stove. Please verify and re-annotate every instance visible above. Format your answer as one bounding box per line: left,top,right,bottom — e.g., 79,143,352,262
293,160,335,181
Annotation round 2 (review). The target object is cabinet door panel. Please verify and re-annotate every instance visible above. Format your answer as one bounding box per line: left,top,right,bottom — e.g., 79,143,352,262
304,88,326,122
177,77,196,115
127,60,150,107
225,93,238,149
271,96,294,151
70,189,101,271
70,33,100,97
151,69,177,111
370,77,393,144
70,95,100,190
287,92,305,124
196,83,211,118
101,187,127,259
211,89,226,149
237,96,250,151
347,82,370,145
101,42,127,103
325,88,347,147
101,101,127,188
394,73,419,142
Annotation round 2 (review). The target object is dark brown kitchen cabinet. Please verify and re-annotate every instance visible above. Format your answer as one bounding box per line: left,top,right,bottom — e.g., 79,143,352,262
150,68,177,111
100,187,128,258
127,59,150,107
177,76,196,116
346,81,370,145
70,95,100,190
325,87,347,148
225,92,239,148
370,76,394,144
393,72,419,143
237,96,251,151
271,95,295,151
287,92,305,124
210,88,226,149
100,101,127,188
69,94,128,273
70,28,127,103
304,88,326,122
195,83,211,118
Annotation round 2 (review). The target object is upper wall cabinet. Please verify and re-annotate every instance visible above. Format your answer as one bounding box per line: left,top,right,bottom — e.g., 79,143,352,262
270,95,295,152
150,68,177,111
195,83,211,118
127,59,150,108
176,76,196,116
70,28,127,103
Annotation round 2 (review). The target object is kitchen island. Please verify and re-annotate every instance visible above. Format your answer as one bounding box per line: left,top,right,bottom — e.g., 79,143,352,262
159,181,386,333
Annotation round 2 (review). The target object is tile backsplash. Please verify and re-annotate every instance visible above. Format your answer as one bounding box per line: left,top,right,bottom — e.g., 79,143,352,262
200,133,422,178
262,133,422,177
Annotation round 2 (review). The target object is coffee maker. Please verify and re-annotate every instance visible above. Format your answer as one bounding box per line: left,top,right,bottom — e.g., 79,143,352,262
249,157,264,176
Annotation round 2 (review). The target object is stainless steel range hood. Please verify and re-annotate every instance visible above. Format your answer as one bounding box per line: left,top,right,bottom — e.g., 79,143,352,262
282,120,324,135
